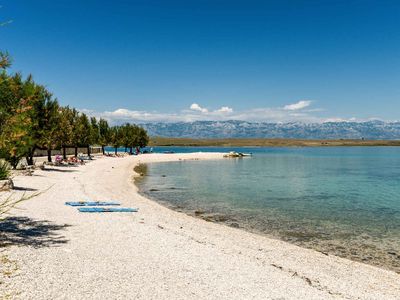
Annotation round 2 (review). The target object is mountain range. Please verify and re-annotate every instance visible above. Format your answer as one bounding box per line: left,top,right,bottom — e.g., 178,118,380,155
141,120,400,139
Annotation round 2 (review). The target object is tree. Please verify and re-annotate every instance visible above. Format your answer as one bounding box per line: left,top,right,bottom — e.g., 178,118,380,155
0,73,39,167
70,108,81,157
34,93,60,162
112,124,149,155
0,71,17,134
137,126,149,149
0,51,11,69
89,117,99,158
127,124,139,154
74,113,92,157
120,123,133,153
0,98,34,168
0,52,59,166
58,106,74,159
126,124,140,154
98,118,110,155
0,52,151,167
109,126,122,155
23,79,57,165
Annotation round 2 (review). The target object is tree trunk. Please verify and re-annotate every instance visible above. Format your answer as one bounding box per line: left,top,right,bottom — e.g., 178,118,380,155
62,146,67,159
11,156,18,169
26,147,35,165
47,149,52,162
101,145,105,155
26,156,34,165
114,147,117,155
87,145,91,159
11,156,19,170
74,147,78,157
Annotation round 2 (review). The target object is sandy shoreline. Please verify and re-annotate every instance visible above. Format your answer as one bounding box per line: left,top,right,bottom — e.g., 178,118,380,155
1,153,399,299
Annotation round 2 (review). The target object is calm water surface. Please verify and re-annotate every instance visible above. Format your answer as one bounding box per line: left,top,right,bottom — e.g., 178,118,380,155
136,147,400,272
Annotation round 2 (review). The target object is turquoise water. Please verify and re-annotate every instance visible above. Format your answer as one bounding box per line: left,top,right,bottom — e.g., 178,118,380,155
136,147,400,272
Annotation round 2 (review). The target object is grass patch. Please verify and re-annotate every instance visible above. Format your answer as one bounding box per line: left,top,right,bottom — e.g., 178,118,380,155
0,160,10,181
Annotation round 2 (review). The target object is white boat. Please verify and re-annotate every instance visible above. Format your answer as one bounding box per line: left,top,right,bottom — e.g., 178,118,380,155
223,151,252,158
239,153,252,157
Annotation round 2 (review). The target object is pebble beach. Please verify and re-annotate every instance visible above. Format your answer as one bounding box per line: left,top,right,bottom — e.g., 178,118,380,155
1,153,400,299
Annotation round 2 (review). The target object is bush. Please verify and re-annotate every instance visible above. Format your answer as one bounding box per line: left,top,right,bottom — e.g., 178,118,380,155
0,160,11,180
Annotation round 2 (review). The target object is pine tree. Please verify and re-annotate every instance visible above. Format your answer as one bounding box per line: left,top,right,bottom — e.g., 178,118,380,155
98,118,110,155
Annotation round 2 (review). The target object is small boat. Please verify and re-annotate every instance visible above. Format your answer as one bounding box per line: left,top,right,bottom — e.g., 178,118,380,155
223,151,252,158
239,152,252,157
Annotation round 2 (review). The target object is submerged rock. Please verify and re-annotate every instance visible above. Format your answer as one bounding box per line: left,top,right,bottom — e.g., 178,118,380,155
213,215,229,222
202,216,213,222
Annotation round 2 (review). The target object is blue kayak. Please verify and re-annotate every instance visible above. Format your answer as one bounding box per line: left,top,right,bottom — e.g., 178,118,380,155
65,201,120,207
78,207,138,213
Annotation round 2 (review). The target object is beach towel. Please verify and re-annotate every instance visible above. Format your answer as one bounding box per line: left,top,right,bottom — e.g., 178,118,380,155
78,207,138,213
65,201,120,206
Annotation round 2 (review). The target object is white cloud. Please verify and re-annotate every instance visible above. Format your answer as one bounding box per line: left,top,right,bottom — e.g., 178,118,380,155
190,103,208,113
216,106,233,113
283,100,312,111
82,100,370,124
100,109,188,123
188,103,233,115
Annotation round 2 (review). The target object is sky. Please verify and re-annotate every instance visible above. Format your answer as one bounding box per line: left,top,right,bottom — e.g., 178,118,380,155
1,0,399,123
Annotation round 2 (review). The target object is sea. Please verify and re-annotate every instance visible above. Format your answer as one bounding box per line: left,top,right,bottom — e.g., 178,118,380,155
135,146,400,272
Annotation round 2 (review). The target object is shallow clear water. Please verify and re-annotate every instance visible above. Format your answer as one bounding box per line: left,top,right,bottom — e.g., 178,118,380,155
136,147,400,272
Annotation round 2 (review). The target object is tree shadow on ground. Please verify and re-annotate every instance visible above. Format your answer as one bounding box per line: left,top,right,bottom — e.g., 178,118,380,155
0,217,70,248
12,186,38,191
41,168,77,173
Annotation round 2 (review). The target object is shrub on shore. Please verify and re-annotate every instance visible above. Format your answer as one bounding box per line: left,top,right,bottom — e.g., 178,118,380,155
0,160,10,180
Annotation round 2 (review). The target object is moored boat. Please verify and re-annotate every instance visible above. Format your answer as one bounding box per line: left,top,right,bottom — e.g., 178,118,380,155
223,151,252,158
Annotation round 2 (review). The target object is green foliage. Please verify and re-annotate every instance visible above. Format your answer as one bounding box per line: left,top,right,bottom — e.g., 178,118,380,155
115,123,149,151
0,159,10,180
0,51,11,69
69,108,81,149
35,94,60,149
98,118,110,148
90,117,100,145
137,126,149,148
0,51,149,164
58,106,74,147
75,113,92,147
109,125,122,149
0,73,39,167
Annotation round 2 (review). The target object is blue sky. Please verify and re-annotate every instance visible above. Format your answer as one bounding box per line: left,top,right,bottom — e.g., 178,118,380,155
1,0,399,123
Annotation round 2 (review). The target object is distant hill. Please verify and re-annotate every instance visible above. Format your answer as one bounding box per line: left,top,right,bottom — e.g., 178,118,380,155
141,120,400,139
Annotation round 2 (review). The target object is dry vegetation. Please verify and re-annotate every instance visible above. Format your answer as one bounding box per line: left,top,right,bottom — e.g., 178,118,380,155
150,137,400,147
